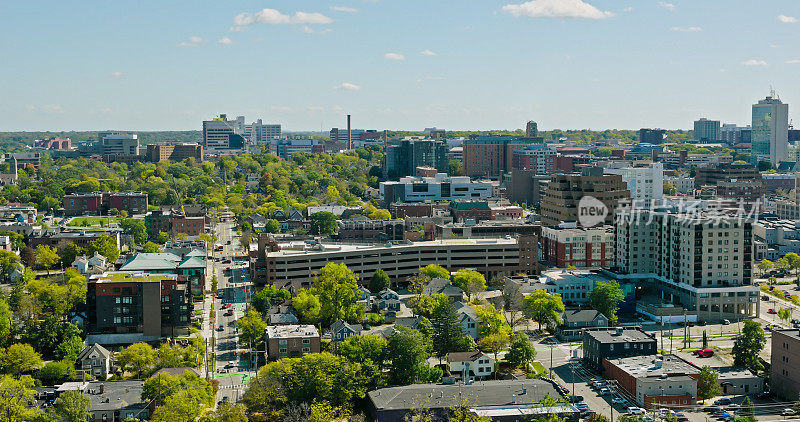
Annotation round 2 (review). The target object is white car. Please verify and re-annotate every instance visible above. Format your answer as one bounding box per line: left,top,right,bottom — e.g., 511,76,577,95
612,397,627,405
599,388,612,396
782,409,797,416
627,407,646,415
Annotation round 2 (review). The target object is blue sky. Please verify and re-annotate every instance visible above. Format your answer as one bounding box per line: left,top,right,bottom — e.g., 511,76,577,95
2,0,800,132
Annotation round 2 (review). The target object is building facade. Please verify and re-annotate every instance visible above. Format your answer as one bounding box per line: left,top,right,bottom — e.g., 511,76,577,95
380,174,493,207
145,143,203,162
202,114,247,154
694,118,720,143
751,93,789,166
383,139,449,178
604,162,664,203
541,224,615,268
265,325,320,360
540,167,630,227
462,136,539,179
771,329,800,401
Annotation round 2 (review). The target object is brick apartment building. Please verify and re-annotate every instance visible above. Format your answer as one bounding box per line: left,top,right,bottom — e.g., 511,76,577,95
265,324,320,360
541,224,615,268
462,136,539,179
29,230,120,251
62,192,148,216
86,272,193,338
145,143,204,163
336,219,405,243
694,163,764,205
145,210,205,238
540,167,630,227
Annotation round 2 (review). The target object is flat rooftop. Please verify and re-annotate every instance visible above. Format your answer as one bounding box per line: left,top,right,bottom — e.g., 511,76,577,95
270,238,518,257
90,272,176,284
266,324,318,339
584,327,655,344
606,354,698,378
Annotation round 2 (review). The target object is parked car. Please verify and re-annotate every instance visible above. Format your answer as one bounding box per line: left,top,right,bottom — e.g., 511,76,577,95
761,295,769,301
676,413,689,422
697,349,714,357
722,319,731,325
782,409,797,416
726,404,740,411
224,310,233,316
217,324,224,331
221,303,232,309
714,398,733,406
628,407,646,415
611,397,627,405
768,308,777,314
599,388,612,396
756,390,772,399
567,395,584,403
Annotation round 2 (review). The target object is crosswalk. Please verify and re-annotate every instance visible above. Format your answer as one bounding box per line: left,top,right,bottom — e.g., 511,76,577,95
218,384,247,390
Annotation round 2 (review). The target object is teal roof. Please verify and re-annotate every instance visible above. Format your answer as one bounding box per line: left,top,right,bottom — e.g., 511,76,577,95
185,249,206,258
449,201,490,210
119,253,181,271
178,256,206,269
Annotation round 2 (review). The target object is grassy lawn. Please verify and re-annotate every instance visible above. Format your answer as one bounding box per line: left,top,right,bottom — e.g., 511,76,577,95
67,216,121,227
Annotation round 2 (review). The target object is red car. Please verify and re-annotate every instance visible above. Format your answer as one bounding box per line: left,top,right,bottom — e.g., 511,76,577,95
697,349,714,357
768,308,777,314
221,303,232,309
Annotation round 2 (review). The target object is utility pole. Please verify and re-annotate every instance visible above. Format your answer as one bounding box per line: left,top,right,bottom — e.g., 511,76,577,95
549,344,554,379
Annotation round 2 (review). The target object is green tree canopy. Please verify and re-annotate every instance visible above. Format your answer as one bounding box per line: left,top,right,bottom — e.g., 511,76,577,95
251,285,291,315
117,342,157,378
522,290,565,330
732,320,766,372
309,212,337,235
310,263,363,326
369,269,391,294
237,309,268,349
0,375,42,421
88,234,120,263
1,343,43,375
506,333,537,369
431,300,473,360
293,289,322,325
36,360,77,386
589,280,625,324
387,326,431,386
453,269,487,299
697,365,721,402
55,390,92,422
35,245,60,274
419,264,450,281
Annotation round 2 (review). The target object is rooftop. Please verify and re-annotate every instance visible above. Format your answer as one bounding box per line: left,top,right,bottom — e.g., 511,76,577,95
119,253,181,271
606,354,698,379
584,327,655,344
270,237,519,257
90,272,176,284
367,379,559,411
265,324,318,339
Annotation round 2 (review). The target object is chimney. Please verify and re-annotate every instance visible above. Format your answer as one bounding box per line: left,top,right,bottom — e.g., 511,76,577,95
347,114,352,150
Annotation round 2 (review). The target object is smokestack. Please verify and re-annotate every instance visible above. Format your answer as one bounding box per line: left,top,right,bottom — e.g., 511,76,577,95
347,114,352,150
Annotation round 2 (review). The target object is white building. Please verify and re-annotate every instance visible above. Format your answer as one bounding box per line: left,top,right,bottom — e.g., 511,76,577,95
379,173,493,205
604,162,664,203
665,175,695,195
751,92,789,166
446,350,495,380
202,114,247,154
270,139,320,159
243,118,281,145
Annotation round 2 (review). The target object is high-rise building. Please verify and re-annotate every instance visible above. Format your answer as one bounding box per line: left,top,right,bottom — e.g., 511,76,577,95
202,114,247,154
720,124,752,145
603,162,664,203
639,129,666,144
243,118,281,145
694,162,764,206
693,118,720,143
614,208,758,321
751,92,789,166
99,133,139,156
463,136,539,179
383,139,449,178
539,167,630,227
526,121,539,137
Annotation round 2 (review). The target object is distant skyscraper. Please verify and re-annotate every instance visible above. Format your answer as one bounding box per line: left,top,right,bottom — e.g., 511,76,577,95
202,114,247,154
693,118,720,143
243,118,281,145
720,124,751,145
526,121,538,137
638,128,666,144
751,91,789,166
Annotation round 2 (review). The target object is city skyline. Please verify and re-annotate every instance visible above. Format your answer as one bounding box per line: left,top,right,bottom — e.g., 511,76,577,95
2,0,800,131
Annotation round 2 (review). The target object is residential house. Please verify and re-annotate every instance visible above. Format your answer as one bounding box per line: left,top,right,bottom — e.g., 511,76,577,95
356,287,372,311
557,310,608,341
76,344,112,380
423,278,465,302
446,350,495,380
377,289,401,312
72,252,109,275
330,319,362,342
454,302,479,339
265,324,320,360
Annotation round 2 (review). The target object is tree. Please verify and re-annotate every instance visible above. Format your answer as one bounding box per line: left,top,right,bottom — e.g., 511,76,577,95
475,304,511,337
419,264,450,281
738,396,755,422
143,371,213,408
0,375,43,421
786,252,800,280
697,365,721,402
477,333,509,370
523,290,565,330
240,376,287,421
663,181,677,195
2,343,43,375
260,352,367,407
237,309,268,349
589,280,625,324
36,360,77,385
54,390,91,422
431,300,471,361
338,334,387,388
311,263,363,326
58,243,85,268
757,259,773,277
309,212,337,235
775,257,790,274
264,219,281,234
0,250,21,282
35,245,60,275
369,269,391,294
732,320,766,373
88,234,120,263
453,269,487,300
506,333,537,369
120,218,148,245
156,231,169,243
702,330,708,349
199,402,248,422
293,289,321,325
20,246,36,268
387,327,430,385
117,342,157,378
142,241,162,253
0,299,11,346
251,285,291,315
151,389,211,422
778,307,792,324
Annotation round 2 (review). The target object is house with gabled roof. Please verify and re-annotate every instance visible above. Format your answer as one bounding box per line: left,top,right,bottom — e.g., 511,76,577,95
454,302,479,339
76,343,111,380
446,350,495,380
330,319,362,342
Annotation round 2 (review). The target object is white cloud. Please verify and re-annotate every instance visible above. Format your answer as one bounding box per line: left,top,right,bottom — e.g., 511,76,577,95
218,37,234,45
778,14,797,23
178,36,204,47
420,49,437,56
659,2,675,10
33,105,65,114
622,6,633,12
670,26,702,32
786,59,800,64
335,82,361,91
384,53,405,61
502,0,613,19
741,59,768,66
330,6,358,13
111,71,122,78
234,9,333,27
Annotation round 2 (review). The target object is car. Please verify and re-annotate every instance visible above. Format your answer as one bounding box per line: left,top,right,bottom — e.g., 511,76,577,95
226,361,236,368
697,349,715,357
628,407,646,415
221,303,232,309
224,310,233,316
575,403,590,409
698,320,707,326
761,295,769,301
714,398,733,406
722,319,731,325
659,409,676,418
566,395,584,403
611,397,627,404
726,404,740,411
768,308,777,314
756,390,772,399
599,388,612,396
716,412,732,420
783,409,798,416
676,413,688,422
792,319,800,324
704,406,721,413
217,324,224,331
785,292,792,298
643,416,654,422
